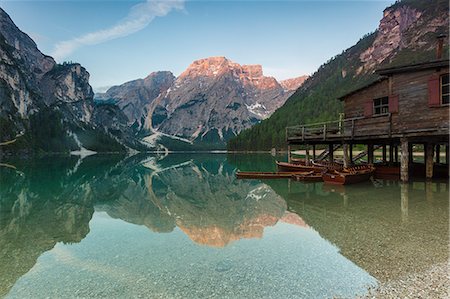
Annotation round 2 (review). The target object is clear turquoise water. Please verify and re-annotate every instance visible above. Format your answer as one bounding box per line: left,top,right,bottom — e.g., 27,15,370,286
0,154,448,298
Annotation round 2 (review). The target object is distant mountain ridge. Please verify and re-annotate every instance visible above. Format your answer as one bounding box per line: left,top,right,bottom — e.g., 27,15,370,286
96,56,307,149
228,0,449,151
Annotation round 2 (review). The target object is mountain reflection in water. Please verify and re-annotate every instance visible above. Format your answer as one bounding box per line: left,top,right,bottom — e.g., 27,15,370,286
0,154,308,297
0,154,447,298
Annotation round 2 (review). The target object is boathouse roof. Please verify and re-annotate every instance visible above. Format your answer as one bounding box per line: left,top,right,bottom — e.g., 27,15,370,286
337,77,387,101
337,59,449,101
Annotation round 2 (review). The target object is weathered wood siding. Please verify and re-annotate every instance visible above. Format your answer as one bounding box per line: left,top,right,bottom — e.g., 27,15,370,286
343,66,449,136
344,79,389,118
392,67,449,132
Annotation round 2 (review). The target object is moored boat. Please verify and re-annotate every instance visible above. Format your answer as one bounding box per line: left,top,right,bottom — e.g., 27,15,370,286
236,171,298,179
276,161,324,173
292,171,323,182
322,165,375,185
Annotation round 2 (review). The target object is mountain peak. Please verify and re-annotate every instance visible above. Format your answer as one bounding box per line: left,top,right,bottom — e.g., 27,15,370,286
179,56,236,78
280,75,309,91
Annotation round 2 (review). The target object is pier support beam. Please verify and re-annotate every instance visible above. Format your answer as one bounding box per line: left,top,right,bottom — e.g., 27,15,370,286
382,145,387,163
367,144,374,164
400,183,409,222
349,144,353,164
435,144,440,164
312,145,316,160
395,146,399,163
425,143,434,179
329,144,334,162
446,145,449,165
305,145,310,166
343,143,350,168
288,145,291,163
400,138,410,182
389,144,394,165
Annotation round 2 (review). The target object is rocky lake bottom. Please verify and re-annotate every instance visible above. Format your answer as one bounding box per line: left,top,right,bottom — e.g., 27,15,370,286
0,154,448,298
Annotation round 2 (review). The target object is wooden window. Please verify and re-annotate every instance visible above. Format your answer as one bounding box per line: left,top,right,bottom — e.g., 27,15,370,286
441,73,449,105
373,97,389,115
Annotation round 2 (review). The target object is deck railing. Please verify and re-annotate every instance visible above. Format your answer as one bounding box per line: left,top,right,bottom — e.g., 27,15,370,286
286,114,393,141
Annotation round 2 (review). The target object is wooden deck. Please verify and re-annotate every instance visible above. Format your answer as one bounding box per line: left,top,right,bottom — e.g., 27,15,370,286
286,114,449,144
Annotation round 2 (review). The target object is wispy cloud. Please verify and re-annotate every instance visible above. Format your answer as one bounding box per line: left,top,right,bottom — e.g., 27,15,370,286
51,0,184,61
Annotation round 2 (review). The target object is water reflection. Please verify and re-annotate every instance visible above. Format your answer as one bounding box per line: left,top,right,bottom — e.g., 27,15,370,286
0,154,300,296
95,156,289,247
260,177,449,282
0,154,447,297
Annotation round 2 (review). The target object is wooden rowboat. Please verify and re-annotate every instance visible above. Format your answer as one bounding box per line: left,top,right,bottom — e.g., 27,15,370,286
292,171,323,182
276,161,324,173
236,171,298,179
322,165,375,185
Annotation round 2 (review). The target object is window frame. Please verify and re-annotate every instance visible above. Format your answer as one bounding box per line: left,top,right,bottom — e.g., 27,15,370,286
441,73,449,106
372,96,389,116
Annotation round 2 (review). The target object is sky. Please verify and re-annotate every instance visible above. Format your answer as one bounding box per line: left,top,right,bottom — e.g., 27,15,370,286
0,0,393,92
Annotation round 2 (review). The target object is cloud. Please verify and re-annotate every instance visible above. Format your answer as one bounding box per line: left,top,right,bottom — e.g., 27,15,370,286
51,0,184,61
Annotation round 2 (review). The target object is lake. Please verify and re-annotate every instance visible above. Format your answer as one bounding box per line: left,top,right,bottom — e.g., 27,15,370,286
0,154,448,298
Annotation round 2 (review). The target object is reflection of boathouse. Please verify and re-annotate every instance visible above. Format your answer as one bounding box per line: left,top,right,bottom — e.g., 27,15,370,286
286,41,449,181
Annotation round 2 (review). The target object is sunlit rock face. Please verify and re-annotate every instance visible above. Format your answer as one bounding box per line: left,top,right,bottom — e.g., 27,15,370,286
144,159,288,247
150,57,303,144
97,57,307,147
93,156,290,247
357,2,449,74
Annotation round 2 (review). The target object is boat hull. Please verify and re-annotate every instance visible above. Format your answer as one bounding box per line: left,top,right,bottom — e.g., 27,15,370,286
292,173,323,182
236,171,297,179
276,161,323,173
322,171,373,185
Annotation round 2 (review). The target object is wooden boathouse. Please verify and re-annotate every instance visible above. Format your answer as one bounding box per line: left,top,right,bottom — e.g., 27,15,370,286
285,58,449,182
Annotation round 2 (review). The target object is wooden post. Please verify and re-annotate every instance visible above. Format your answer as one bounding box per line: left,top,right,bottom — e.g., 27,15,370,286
446,145,449,165
400,138,409,182
425,143,434,179
400,183,409,222
312,144,316,160
389,144,394,165
305,145,310,166
408,143,413,163
349,144,353,164
425,181,434,202
435,144,440,164
394,146,399,163
343,143,350,168
367,144,374,164
382,145,387,163
288,145,291,163
329,144,334,162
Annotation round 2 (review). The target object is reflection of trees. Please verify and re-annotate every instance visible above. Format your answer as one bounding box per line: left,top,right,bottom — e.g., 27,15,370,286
0,156,102,297
0,154,300,296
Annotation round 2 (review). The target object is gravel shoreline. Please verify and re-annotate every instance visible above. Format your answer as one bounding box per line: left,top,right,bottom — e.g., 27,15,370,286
363,262,449,298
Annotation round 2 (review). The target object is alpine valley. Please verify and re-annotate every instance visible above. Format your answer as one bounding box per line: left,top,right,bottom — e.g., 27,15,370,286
95,57,307,150
0,0,448,154
0,6,306,154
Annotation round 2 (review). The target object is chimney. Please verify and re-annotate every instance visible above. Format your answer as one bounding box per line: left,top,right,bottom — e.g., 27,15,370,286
436,34,446,60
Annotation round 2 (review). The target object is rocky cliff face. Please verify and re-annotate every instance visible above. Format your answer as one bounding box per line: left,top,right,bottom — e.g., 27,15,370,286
98,57,306,148
358,0,448,74
151,57,304,144
0,8,135,154
229,0,449,151
280,76,309,91
96,71,175,129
